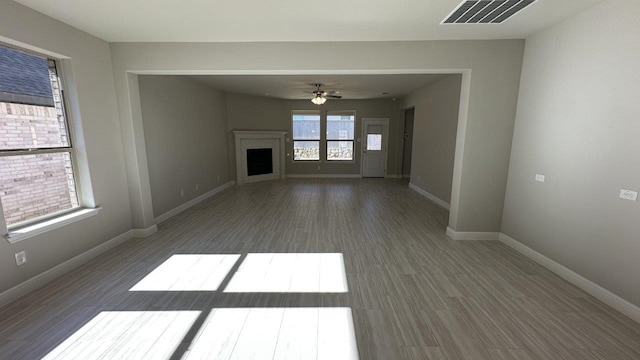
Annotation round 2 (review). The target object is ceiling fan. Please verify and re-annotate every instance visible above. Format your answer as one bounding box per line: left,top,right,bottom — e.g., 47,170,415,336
306,83,342,105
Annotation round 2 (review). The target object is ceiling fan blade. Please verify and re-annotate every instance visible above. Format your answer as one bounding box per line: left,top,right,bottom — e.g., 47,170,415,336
325,95,342,99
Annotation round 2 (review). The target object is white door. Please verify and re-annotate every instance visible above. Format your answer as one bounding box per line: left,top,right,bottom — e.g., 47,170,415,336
361,118,389,178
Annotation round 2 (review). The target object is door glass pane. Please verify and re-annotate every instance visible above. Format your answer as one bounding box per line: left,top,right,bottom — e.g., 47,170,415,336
327,141,353,161
366,134,382,151
293,141,319,160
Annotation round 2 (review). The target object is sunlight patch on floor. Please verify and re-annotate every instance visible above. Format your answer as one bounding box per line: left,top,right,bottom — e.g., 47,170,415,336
182,307,359,360
130,254,240,291
223,253,348,293
41,311,201,360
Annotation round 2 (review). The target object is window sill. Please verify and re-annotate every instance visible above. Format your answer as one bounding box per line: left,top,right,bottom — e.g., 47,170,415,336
4,207,101,244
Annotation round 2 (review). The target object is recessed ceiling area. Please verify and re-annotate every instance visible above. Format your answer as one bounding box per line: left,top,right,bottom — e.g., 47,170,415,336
13,0,604,42
188,74,448,100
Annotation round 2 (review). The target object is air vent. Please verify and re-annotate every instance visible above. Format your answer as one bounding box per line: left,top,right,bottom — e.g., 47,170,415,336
442,0,537,24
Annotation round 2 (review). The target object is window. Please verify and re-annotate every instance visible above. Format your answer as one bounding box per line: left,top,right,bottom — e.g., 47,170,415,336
292,111,320,161
0,44,80,229
291,110,355,162
326,111,355,161
366,134,382,151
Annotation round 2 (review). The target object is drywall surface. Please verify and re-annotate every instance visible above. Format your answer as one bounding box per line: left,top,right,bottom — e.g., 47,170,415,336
0,2,132,294
225,93,401,176
401,75,462,204
502,0,640,306
139,76,229,217
110,39,524,233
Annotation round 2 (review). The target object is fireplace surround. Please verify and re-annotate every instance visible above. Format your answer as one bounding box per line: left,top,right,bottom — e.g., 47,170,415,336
233,130,287,185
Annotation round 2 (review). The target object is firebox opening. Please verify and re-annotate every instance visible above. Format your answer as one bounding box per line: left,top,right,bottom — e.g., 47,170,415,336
247,148,273,176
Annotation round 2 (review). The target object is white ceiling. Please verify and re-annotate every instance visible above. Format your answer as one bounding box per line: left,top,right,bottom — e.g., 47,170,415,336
15,0,604,43
13,0,604,100
187,74,448,100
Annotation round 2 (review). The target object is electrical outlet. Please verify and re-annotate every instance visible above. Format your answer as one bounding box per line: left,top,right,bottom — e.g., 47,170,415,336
15,251,27,266
195,184,199,191
317,166,321,170
180,189,185,197
217,176,220,181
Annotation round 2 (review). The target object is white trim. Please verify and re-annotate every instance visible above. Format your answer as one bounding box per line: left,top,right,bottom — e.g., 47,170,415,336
403,174,411,179
286,174,362,179
5,207,101,244
132,69,469,76
409,183,450,210
447,70,472,232
446,227,499,241
154,181,235,224
0,229,135,307
385,174,403,179
498,233,640,324
233,131,287,185
132,224,157,238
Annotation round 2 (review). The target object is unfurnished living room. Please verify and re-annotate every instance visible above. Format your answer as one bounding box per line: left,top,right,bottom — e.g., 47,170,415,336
0,0,639,359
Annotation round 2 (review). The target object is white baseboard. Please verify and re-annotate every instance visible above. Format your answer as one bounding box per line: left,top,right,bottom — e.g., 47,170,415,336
286,174,362,179
155,181,235,224
446,227,500,240
409,183,450,210
498,233,640,324
403,174,410,179
385,174,403,179
132,224,157,238
0,229,135,307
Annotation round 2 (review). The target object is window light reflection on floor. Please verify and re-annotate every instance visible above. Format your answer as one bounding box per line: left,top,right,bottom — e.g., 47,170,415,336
41,311,200,360
223,253,348,293
182,307,359,360
130,254,240,291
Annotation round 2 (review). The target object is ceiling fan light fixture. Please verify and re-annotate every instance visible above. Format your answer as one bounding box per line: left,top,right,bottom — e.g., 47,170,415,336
311,95,327,105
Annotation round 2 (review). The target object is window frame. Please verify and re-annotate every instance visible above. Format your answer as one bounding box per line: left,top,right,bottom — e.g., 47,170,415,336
290,110,357,163
291,110,321,162
0,42,98,243
325,111,356,162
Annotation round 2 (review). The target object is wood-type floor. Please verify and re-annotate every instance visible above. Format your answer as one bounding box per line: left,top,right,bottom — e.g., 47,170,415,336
1,179,639,359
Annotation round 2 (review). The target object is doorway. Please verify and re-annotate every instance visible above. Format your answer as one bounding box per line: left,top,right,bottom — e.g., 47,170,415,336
402,108,414,179
361,118,389,178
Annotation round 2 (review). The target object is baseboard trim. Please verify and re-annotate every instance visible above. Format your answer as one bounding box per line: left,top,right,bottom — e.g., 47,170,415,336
402,174,410,179
446,227,500,241
498,233,640,324
385,174,403,179
286,174,362,179
0,229,135,307
155,181,235,224
132,224,157,238
409,183,450,210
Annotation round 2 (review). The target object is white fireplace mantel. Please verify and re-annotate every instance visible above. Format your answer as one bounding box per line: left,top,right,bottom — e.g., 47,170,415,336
233,130,287,185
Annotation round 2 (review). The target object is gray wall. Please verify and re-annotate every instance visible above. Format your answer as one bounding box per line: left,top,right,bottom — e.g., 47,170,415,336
502,0,640,307
401,75,462,205
225,92,401,177
110,40,524,233
138,76,230,218
0,2,132,294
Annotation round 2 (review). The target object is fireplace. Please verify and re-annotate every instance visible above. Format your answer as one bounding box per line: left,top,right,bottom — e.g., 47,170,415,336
233,130,287,185
247,148,273,176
